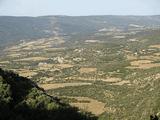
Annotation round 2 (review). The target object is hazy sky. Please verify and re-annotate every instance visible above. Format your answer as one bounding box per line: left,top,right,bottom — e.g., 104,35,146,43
0,0,159,16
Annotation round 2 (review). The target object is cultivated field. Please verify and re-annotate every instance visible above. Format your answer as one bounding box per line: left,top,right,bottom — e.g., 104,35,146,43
0,27,160,119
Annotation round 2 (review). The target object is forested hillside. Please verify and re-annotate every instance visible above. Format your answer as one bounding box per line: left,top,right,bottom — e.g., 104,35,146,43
0,68,97,120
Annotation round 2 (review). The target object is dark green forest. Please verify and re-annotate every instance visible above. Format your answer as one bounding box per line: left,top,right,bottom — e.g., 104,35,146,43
0,68,97,120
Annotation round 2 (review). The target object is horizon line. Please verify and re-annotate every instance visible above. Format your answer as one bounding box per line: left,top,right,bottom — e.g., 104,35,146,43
0,14,160,17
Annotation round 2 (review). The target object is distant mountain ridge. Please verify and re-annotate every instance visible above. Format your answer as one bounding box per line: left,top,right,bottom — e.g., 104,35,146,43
0,15,160,46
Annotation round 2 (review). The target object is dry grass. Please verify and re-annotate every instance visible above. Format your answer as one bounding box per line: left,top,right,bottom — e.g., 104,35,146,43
14,57,49,62
0,61,10,64
7,53,21,57
127,60,160,69
149,44,160,49
79,68,97,74
130,60,152,66
55,64,74,69
154,52,160,56
100,77,121,82
65,77,96,81
38,63,54,70
16,69,37,78
65,76,121,83
5,36,65,53
113,36,125,39
40,77,54,83
4,46,20,52
70,97,106,115
140,55,160,61
85,40,101,43
44,48,66,52
23,45,49,50
111,80,130,86
39,82,92,90
126,55,138,60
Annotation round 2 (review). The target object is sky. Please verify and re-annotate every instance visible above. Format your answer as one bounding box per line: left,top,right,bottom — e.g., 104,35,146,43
0,0,159,16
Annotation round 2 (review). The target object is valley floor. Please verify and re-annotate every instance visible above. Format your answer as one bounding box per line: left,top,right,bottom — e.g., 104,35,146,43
1,29,160,120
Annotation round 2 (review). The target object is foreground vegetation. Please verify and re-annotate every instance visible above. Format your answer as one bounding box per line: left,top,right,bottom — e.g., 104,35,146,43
0,68,97,120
